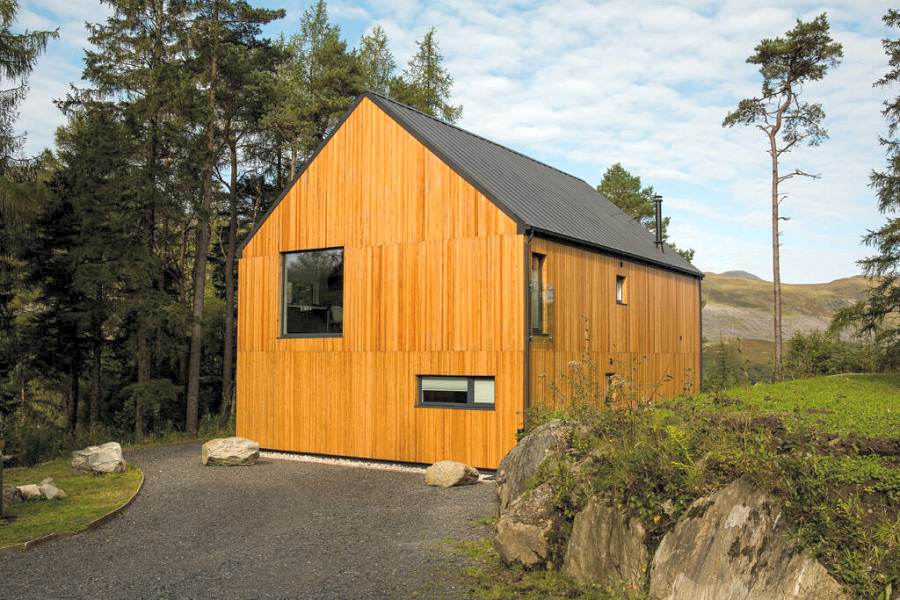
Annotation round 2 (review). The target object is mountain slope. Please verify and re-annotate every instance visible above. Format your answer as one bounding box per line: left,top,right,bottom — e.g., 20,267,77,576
702,272,871,343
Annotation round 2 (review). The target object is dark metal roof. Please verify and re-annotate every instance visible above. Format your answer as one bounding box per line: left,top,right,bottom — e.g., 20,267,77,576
367,92,701,277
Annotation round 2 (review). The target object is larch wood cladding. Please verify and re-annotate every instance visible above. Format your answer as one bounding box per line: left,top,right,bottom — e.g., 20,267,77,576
528,237,701,409
237,98,525,468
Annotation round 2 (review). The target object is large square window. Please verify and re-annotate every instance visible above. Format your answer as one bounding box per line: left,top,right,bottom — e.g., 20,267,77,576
282,248,344,336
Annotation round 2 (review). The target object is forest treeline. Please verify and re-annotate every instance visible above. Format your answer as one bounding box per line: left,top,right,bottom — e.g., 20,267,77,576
0,0,461,459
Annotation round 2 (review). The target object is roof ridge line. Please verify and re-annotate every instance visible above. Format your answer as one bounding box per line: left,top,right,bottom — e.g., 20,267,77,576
363,90,593,188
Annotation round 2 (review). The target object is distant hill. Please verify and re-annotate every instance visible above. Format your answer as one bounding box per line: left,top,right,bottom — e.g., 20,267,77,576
702,272,870,343
718,270,763,281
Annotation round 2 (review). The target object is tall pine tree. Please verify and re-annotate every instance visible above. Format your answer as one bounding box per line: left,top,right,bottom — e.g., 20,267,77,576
390,28,460,122
834,10,900,367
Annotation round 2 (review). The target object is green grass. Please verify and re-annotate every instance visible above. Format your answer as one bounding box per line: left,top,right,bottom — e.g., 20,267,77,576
702,373,900,437
449,538,640,600
1,458,143,548
511,373,899,599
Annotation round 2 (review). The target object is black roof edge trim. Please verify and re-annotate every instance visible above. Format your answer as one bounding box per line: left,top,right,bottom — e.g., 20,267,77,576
530,228,704,279
236,94,368,259
363,92,528,231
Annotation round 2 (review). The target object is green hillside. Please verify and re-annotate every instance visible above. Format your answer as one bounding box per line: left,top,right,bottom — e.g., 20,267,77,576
701,272,872,382
702,272,871,342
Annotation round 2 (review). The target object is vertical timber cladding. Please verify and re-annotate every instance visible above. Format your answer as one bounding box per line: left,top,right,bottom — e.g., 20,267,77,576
236,98,526,469
528,237,701,409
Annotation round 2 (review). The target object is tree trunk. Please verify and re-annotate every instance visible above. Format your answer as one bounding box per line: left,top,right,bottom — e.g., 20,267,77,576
221,136,238,418
136,327,150,440
90,314,102,428
68,344,80,435
185,3,220,435
769,134,783,380
289,143,297,181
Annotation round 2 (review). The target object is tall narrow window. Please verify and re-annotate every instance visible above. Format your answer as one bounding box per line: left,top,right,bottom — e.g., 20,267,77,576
616,275,627,305
531,253,545,334
282,248,344,336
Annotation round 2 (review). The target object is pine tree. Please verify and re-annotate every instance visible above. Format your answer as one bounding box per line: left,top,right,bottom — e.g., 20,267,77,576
834,10,900,366
597,163,695,262
358,25,394,94
183,0,283,434
391,28,461,122
723,14,843,379
0,0,56,429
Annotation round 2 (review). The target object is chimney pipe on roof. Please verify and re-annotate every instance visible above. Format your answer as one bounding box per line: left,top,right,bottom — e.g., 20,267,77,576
653,194,663,250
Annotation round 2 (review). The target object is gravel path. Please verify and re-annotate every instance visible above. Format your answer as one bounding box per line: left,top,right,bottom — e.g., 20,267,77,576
0,444,496,599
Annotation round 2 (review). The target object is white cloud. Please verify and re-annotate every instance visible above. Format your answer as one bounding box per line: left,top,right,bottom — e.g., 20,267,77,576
13,0,894,283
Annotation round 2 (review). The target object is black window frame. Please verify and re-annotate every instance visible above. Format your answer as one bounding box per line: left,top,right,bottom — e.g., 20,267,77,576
416,375,496,410
280,246,345,339
531,252,547,335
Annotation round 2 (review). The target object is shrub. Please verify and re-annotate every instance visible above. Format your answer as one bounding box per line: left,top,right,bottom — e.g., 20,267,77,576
784,330,877,378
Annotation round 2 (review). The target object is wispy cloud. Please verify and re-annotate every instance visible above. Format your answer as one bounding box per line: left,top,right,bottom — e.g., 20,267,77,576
15,0,893,283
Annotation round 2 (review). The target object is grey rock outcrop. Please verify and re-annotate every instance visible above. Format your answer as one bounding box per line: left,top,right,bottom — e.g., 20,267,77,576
72,442,127,474
563,496,647,591
649,479,847,600
494,483,563,568
201,437,259,466
424,460,479,487
496,420,571,512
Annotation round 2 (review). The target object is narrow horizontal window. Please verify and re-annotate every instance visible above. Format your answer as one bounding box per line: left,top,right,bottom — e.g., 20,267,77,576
417,376,495,410
282,248,344,337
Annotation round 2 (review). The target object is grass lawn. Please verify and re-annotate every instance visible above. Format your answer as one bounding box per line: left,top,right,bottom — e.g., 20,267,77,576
468,373,899,599
699,372,900,437
1,459,143,548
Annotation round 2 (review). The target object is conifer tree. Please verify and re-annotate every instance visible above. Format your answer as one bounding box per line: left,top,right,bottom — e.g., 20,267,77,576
184,0,282,434
358,25,394,94
723,14,843,379
834,10,900,366
597,163,695,262
391,28,461,122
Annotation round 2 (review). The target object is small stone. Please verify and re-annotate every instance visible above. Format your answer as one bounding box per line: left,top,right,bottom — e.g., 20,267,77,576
425,461,479,487
39,482,67,500
201,437,259,466
16,484,42,501
40,477,54,486
72,442,126,474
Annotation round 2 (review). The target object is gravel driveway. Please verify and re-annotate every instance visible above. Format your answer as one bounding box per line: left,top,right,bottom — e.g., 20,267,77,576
0,444,496,599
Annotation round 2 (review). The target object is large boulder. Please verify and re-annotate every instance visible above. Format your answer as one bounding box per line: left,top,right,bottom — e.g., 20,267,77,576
71,442,126,474
494,483,564,568
15,484,42,501
38,478,67,500
563,496,648,591
649,479,848,600
201,437,259,466
425,460,480,487
497,419,572,512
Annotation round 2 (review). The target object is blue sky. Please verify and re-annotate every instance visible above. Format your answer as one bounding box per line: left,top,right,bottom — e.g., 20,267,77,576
15,0,895,283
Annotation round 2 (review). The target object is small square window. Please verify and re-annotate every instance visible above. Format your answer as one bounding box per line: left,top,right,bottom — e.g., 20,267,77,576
616,275,627,305
417,376,495,410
